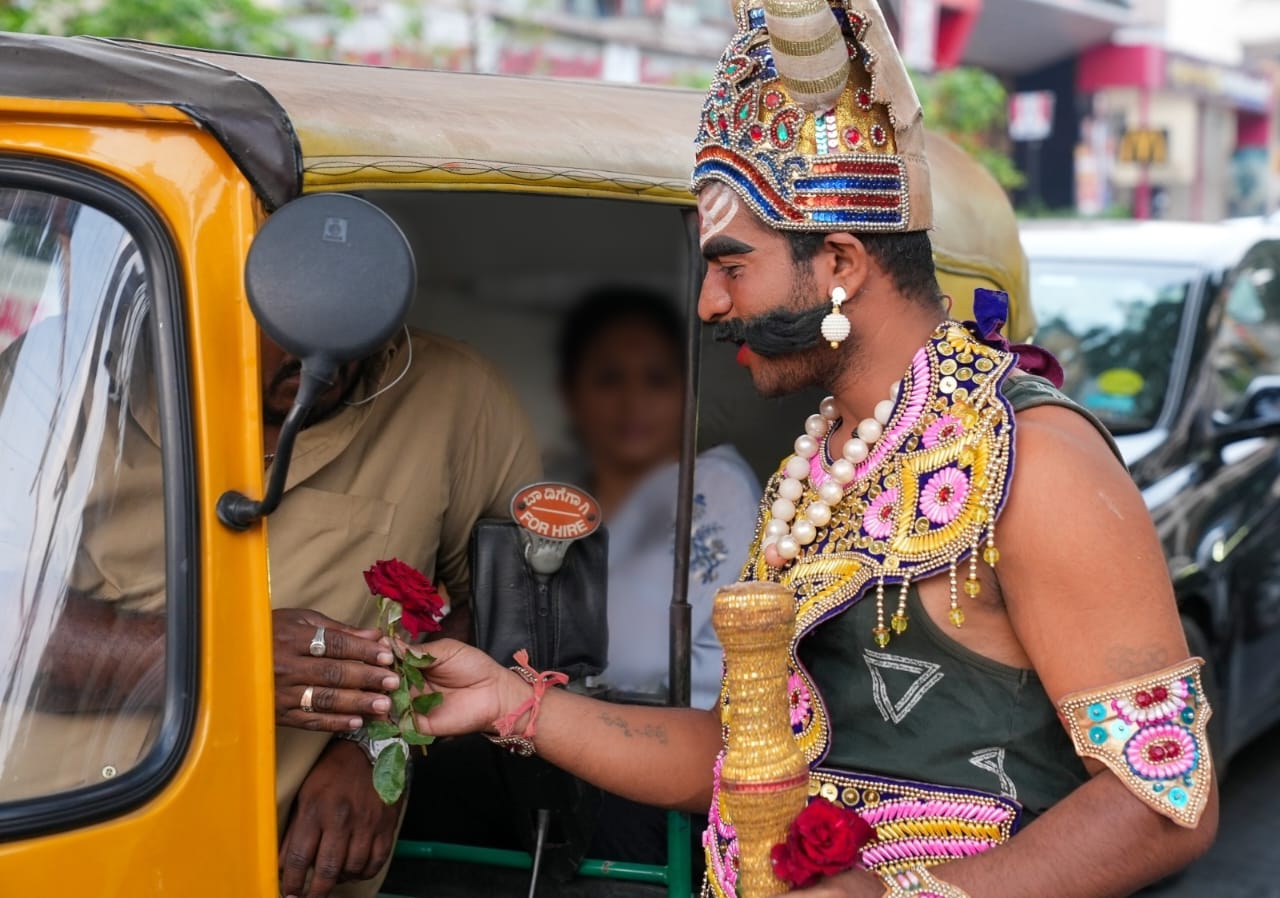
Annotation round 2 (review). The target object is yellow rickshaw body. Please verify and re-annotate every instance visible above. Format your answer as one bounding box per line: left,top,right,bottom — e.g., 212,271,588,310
0,94,277,894
0,35,1031,897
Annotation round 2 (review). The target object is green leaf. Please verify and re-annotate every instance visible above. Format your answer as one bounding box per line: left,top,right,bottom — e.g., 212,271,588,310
403,648,435,668
391,682,412,719
372,742,407,805
412,692,444,715
402,729,436,747
403,662,426,691
365,720,400,741
396,708,434,746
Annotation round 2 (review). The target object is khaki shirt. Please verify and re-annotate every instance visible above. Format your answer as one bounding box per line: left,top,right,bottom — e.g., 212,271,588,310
1,329,541,833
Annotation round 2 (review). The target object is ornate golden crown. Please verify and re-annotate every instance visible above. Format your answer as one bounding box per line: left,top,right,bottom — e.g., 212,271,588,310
692,0,932,233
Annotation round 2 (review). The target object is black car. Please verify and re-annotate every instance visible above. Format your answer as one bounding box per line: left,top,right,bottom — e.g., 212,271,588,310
1022,219,1280,764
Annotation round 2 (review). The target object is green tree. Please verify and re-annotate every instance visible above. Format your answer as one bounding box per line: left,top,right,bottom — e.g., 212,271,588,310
0,1,30,31
1,0,350,57
913,66,1025,192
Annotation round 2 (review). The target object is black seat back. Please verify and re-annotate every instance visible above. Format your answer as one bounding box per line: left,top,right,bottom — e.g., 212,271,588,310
468,519,610,885
470,519,608,678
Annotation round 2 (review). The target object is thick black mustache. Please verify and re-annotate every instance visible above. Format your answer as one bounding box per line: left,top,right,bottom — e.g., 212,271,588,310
711,302,830,358
269,360,304,393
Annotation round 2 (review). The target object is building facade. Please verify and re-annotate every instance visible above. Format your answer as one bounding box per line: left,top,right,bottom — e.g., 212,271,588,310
283,0,1278,219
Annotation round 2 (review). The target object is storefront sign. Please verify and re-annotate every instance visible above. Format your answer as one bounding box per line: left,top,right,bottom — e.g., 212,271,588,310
1118,128,1169,166
1009,91,1055,143
1166,57,1272,113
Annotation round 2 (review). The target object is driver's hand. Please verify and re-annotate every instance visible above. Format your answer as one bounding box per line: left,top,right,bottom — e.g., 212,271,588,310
273,608,398,732
280,739,404,898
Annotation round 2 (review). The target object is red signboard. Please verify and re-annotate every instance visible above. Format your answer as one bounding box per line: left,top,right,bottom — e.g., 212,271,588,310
511,482,602,542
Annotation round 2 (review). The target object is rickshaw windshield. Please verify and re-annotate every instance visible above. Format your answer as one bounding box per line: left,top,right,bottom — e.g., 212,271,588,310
0,186,168,805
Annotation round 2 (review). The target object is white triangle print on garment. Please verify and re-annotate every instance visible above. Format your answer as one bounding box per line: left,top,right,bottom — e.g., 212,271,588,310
969,747,1018,799
863,650,944,725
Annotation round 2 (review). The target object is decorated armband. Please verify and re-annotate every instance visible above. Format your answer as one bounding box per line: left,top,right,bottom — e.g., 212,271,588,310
1056,657,1212,828
878,867,973,898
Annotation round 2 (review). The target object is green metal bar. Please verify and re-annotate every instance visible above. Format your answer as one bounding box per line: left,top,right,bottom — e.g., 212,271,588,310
579,860,669,884
665,811,695,898
393,840,672,884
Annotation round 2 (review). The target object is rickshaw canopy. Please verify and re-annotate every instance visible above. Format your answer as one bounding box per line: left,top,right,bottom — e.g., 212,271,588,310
0,32,1031,330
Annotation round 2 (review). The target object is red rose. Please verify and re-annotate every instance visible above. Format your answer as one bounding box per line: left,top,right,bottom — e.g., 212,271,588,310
363,559,445,638
771,840,822,890
770,799,875,889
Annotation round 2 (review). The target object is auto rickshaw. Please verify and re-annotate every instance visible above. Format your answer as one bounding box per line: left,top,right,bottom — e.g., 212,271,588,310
0,33,1033,897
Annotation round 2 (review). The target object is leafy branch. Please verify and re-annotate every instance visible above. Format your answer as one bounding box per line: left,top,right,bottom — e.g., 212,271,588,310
913,66,1026,192
2,0,353,57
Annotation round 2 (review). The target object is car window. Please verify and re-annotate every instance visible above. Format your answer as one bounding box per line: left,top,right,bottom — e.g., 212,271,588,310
0,186,168,804
1028,260,1198,433
1213,242,1280,418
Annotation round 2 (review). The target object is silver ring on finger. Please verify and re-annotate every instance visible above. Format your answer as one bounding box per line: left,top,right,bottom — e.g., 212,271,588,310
309,626,327,657
301,685,316,713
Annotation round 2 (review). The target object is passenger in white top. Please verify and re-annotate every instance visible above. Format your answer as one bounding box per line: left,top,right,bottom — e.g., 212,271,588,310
557,287,761,710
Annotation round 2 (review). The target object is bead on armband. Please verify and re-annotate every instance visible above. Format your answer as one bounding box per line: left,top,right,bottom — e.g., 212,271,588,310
483,649,568,758
878,866,973,898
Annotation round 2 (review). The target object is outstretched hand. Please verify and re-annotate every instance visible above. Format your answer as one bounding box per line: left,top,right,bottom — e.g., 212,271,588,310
412,639,530,738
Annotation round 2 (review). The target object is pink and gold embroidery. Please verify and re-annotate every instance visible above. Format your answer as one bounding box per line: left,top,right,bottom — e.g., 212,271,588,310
788,673,813,730
863,489,899,539
1057,658,1213,828
705,766,1023,896
918,468,969,526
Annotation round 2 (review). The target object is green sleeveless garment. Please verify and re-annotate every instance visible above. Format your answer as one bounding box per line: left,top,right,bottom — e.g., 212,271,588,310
797,374,1122,820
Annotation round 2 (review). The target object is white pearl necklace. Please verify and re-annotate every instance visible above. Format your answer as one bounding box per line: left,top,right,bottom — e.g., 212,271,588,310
763,384,900,565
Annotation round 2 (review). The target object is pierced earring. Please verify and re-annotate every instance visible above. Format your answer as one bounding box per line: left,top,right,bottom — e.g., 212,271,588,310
821,286,851,348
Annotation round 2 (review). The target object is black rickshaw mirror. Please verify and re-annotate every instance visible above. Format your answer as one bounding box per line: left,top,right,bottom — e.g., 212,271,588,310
217,193,416,531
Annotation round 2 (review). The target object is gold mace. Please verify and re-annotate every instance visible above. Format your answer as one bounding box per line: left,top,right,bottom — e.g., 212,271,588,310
713,582,811,897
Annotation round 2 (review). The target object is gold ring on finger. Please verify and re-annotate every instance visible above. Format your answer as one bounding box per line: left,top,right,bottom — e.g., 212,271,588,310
301,685,315,712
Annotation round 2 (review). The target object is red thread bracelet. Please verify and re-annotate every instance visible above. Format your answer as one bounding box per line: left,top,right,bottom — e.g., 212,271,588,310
489,649,568,752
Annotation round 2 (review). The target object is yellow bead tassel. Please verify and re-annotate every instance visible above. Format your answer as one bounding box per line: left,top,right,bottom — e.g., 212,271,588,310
873,578,890,647
984,515,1000,567
891,575,910,635
948,561,965,628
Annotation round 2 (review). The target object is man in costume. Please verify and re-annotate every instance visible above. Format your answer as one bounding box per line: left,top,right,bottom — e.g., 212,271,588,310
415,1,1219,895
0,314,540,898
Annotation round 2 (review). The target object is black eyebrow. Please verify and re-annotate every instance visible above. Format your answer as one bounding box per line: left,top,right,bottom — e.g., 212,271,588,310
701,236,756,261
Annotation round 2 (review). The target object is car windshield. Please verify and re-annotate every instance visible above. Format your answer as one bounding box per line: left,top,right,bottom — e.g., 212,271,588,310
1028,259,1199,433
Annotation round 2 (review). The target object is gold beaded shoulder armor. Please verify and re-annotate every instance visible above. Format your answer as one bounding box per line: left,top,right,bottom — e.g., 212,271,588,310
737,320,1018,764
1057,658,1213,828
703,322,1023,897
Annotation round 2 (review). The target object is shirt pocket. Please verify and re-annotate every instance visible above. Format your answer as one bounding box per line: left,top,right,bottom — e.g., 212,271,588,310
265,488,398,622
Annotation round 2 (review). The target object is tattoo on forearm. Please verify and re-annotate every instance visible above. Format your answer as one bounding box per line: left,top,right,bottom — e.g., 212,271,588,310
1104,644,1172,678
599,711,669,744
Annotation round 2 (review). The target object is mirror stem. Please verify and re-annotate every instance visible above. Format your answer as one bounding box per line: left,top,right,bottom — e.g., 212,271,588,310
217,367,332,531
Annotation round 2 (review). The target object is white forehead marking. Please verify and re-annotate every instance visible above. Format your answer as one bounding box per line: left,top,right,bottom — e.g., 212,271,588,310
698,183,742,246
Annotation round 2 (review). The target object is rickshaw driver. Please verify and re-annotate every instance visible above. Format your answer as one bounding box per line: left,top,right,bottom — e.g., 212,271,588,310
6,319,541,898
408,2,1219,897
